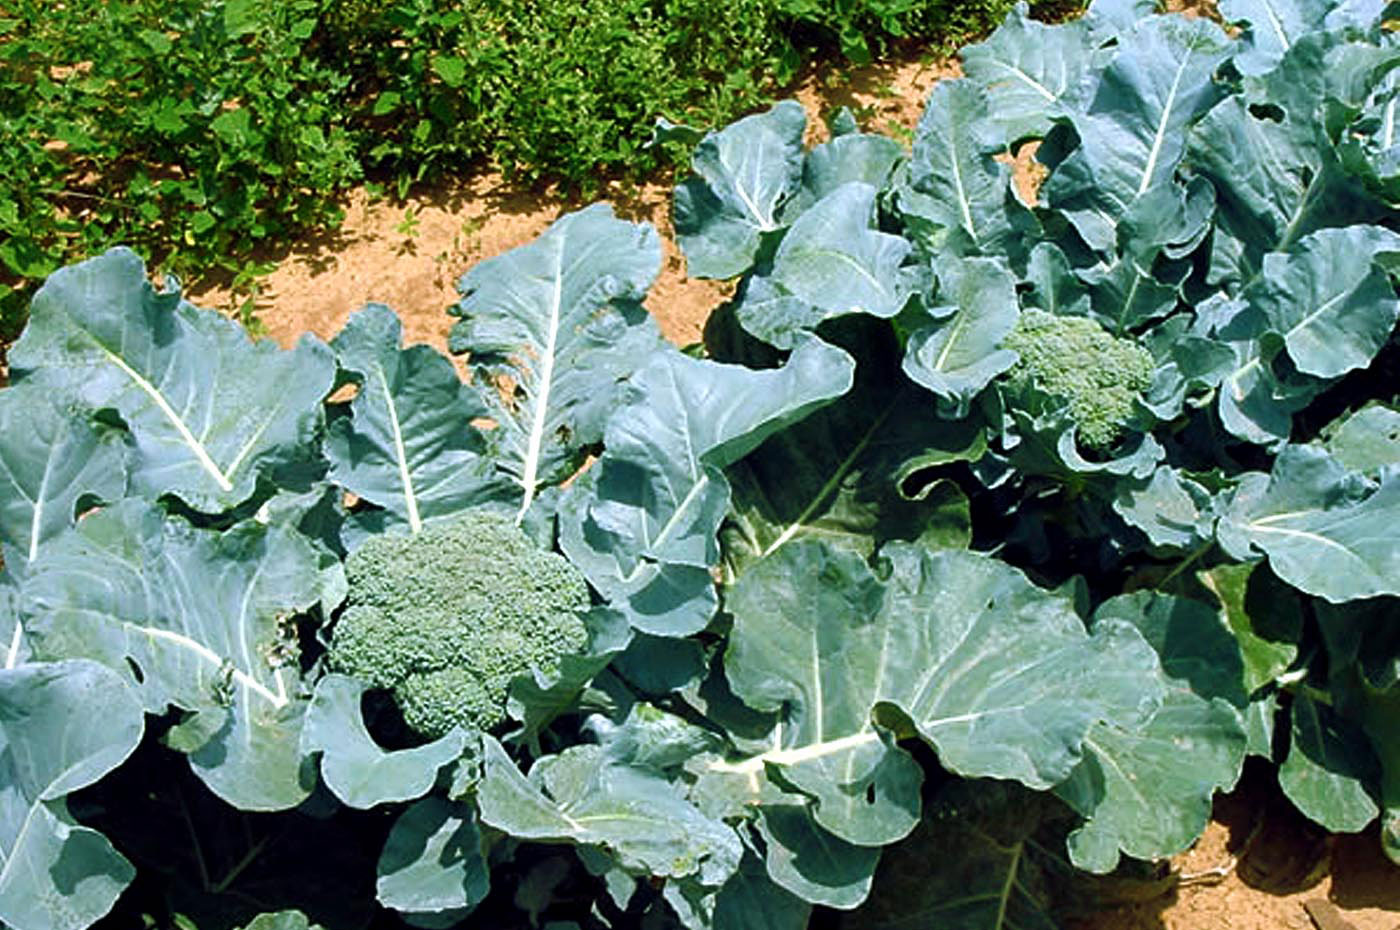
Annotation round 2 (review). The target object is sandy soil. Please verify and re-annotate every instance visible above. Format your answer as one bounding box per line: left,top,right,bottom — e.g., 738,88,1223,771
1069,768,1400,930
191,27,1398,930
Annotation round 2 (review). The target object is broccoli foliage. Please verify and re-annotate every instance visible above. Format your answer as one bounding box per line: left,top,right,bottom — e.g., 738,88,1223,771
328,512,590,739
1000,309,1155,452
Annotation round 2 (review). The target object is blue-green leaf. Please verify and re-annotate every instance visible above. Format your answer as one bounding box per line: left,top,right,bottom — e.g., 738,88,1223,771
707,542,1164,848
10,249,334,514
905,80,1022,256
327,305,512,533
449,204,664,521
559,339,854,636
21,500,326,809
0,373,127,566
1219,445,1400,602
674,102,807,279
902,256,1020,415
303,674,468,809
772,183,913,319
376,797,489,920
961,3,1094,143
477,737,741,888
0,660,143,930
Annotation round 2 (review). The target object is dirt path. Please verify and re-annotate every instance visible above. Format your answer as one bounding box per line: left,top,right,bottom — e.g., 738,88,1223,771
189,37,1398,930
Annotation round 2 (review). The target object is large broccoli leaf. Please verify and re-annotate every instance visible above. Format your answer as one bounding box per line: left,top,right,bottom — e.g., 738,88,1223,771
771,183,913,320
903,79,1025,257
1277,692,1382,833
707,542,1164,848
1219,0,1332,75
960,3,1094,144
327,304,513,533
723,366,984,579
9,248,335,514
902,256,1020,414
1231,226,1400,382
19,500,328,810
0,659,144,930
376,797,490,924
448,204,665,522
1046,15,1232,250
1188,30,1388,287
1055,593,1249,873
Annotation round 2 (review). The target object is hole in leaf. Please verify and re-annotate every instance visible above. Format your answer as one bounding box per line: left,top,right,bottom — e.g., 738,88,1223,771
866,783,877,805
125,657,145,684
1248,103,1285,122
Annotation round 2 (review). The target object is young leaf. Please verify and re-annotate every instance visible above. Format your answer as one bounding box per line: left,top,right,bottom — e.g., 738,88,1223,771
674,102,807,279
1219,0,1331,75
302,674,468,809
1323,403,1400,474
327,305,513,533
449,204,664,522
723,369,985,577
1240,225,1400,379
755,805,882,909
10,249,334,514
788,134,904,214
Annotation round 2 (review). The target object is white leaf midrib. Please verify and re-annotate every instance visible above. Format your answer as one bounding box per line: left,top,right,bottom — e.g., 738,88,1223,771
92,338,234,493
516,239,566,523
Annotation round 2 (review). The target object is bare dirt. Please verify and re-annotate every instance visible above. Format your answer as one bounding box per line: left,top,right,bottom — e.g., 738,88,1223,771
189,33,1399,930
1068,766,1400,930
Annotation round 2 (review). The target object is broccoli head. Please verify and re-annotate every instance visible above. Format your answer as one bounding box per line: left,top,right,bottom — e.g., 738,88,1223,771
1000,309,1155,452
328,511,590,738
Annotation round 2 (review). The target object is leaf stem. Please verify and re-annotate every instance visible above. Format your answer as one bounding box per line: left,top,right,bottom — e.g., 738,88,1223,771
211,829,274,894
1157,541,1211,588
4,620,22,669
176,782,213,891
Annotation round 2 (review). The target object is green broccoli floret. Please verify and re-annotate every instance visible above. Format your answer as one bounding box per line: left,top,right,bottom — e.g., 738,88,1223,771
1000,309,1155,452
328,512,590,739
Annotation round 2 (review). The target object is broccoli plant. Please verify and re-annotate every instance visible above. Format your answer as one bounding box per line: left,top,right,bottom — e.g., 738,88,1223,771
328,512,590,738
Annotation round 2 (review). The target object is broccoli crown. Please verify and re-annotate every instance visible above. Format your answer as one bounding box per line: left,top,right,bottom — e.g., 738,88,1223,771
328,511,590,738
1001,309,1155,451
